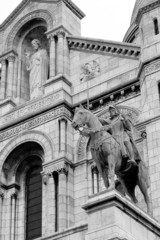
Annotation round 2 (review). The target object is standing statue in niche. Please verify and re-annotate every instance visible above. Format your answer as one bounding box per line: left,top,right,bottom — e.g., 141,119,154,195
25,39,49,100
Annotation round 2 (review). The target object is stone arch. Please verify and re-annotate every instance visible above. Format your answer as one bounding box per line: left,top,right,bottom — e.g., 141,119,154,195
0,130,54,172
6,10,54,50
77,105,140,161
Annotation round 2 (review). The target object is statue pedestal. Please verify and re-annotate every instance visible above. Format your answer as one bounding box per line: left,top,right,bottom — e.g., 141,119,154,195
0,98,16,116
44,74,72,95
82,190,160,240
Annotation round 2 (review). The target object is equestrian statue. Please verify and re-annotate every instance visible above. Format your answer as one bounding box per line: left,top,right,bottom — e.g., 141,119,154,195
71,105,152,215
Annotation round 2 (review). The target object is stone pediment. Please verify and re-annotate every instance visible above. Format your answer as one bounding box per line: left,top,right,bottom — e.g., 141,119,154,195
68,36,141,60
0,0,85,30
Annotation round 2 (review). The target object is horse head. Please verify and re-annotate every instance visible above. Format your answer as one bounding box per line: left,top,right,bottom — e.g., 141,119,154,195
72,106,88,130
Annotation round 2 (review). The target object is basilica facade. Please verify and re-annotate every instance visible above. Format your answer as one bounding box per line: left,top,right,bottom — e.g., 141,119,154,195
0,0,160,239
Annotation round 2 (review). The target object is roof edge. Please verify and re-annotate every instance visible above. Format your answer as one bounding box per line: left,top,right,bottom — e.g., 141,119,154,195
0,0,85,30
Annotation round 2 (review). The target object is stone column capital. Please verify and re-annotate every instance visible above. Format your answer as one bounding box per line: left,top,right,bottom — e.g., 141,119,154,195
90,162,98,173
44,161,69,177
7,55,15,62
0,190,4,199
48,34,56,41
141,131,147,139
0,59,6,65
59,117,68,123
11,192,17,200
56,30,66,38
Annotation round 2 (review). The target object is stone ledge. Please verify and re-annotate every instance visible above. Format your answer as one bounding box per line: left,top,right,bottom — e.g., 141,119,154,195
82,190,160,239
0,98,16,116
45,74,72,87
36,224,88,240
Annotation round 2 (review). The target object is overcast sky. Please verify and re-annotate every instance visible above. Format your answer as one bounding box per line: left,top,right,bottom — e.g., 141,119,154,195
0,0,136,41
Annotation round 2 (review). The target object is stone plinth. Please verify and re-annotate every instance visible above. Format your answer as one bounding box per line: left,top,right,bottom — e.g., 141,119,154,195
82,190,160,240
0,98,16,116
44,74,72,95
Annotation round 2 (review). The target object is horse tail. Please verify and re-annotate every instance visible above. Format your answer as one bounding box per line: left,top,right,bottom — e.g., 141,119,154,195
138,160,150,188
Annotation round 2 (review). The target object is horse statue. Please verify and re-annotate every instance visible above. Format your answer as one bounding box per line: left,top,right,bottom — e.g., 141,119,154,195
72,106,152,215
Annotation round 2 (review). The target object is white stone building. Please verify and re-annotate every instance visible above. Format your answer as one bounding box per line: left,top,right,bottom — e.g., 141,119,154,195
0,0,160,239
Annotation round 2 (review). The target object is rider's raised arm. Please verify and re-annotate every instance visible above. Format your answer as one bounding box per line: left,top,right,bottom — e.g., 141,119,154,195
121,114,132,131
98,117,110,125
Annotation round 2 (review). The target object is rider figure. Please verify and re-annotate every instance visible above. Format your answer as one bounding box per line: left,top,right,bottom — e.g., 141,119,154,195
99,105,141,164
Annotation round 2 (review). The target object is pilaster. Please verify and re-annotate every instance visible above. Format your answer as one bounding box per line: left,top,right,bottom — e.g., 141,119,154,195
7,56,15,98
0,59,7,100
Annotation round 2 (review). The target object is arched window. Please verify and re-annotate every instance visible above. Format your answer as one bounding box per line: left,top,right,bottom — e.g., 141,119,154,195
153,18,159,35
26,163,42,240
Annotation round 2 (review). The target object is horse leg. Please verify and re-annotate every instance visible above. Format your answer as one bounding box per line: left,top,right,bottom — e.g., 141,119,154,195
137,178,152,215
108,154,115,190
91,149,109,189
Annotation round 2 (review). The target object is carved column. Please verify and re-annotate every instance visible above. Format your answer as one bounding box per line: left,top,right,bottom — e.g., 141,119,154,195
13,58,18,98
57,31,65,74
59,118,67,152
91,164,99,194
0,191,4,238
49,35,56,78
10,192,17,240
58,166,68,230
0,59,7,99
7,56,15,98
47,173,56,235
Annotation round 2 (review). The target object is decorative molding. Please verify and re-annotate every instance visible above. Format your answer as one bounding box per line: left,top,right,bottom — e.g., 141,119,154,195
68,36,141,59
63,0,85,20
0,50,18,62
80,58,100,82
1,183,20,191
144,59,160,76
0,91,63,128
46,25,72,38
136,1,160,25
44,161,69,175
83,82,140,113
0,106,71,142
6,9,53,50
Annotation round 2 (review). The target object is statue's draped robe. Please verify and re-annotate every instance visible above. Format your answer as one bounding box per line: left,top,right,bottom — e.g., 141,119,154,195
28,49,49,99
99,116,141,162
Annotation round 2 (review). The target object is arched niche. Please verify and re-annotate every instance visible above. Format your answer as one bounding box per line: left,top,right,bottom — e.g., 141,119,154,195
76,105,140,162
1,141,44,185
18,19,49,101
6,13,51,102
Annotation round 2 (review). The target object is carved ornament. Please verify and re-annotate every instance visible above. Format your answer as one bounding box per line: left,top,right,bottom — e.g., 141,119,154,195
0,92,63,128
0,106,71,142
80,58,100,82
144,60,160,76
44,161,69,175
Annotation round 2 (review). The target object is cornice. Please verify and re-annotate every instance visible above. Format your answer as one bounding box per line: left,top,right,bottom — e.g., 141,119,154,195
68,36,141,60
0,50,18,61
123,23,139,43
63,0,85,20
136,0,160,25
0,0,85,31
0,0,29,30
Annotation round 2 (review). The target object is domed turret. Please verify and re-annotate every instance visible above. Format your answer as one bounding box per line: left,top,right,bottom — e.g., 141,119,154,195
124,0,158,43
131,0,157,25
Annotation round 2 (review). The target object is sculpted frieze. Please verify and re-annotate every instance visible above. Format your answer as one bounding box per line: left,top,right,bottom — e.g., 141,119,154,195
80,58,100,82
0,92,62,127
0,107,71,142
144,60,160,76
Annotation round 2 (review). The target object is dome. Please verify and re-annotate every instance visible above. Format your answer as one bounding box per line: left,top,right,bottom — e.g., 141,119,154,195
131,0,158,25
